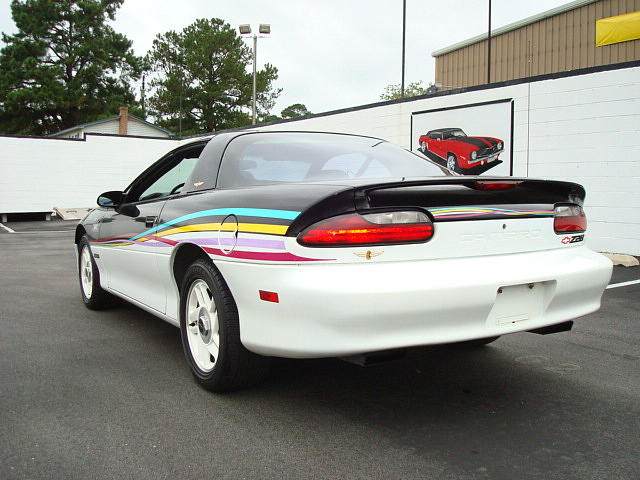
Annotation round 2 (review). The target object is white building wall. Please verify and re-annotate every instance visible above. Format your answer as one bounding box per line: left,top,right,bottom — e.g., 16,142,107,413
0,135,178,214
126,118,170,137
85,120,119,135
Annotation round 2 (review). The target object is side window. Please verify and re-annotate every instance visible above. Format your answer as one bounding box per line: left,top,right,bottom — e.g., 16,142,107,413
137,156,199,202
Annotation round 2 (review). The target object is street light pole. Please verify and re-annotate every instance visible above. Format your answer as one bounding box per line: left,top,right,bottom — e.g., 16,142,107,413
252,34,257,125
239,24,270,126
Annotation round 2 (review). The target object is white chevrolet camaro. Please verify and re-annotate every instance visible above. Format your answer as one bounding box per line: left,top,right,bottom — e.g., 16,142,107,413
76,131,612,391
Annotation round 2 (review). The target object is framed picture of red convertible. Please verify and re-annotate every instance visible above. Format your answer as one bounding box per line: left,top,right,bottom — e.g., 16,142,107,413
410,99,514,176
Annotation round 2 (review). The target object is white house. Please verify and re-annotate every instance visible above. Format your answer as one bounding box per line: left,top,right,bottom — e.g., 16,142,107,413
49,106,173,139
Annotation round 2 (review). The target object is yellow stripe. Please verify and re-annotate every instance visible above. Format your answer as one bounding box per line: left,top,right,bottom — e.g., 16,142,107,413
239,223,289,235
155,222,288,237
92,242,133,246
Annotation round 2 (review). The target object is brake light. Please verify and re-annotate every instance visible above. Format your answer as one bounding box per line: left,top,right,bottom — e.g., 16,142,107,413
554,205,586,233
472,181,523,190
298,211,433,246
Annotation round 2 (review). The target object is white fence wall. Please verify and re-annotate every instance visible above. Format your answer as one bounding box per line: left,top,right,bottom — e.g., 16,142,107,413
0,135,179,214
0,65,638,254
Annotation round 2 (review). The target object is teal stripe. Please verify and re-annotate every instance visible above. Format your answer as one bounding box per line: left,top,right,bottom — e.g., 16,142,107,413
131,208,300,240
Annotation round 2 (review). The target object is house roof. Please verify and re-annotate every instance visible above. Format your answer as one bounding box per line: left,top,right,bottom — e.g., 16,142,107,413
431,0,599,57
49,113,174,137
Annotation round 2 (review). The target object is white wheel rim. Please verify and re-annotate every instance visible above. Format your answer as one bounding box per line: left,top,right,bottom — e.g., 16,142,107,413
80,246,93,299
447,156,455,171
421,142,426,150
186,279,219,373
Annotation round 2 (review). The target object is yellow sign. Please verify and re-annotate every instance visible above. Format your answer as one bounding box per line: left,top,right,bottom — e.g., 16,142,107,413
596,11,640,47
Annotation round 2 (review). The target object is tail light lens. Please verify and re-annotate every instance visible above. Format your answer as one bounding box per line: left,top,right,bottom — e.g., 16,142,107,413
554,204,586,233
298,211,433,246
472,180,523,191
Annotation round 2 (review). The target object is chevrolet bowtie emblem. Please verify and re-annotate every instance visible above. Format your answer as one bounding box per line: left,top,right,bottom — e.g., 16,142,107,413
354,250,383,260
193,181,204,187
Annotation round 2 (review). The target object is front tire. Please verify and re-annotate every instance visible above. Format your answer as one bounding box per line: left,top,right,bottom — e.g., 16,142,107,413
78,236,117,310
447,154,461,173
179,259,270,392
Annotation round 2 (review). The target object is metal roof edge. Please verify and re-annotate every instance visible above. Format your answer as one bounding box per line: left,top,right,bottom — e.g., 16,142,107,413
431,0,599,57
49,113,174,137
48,116,116,137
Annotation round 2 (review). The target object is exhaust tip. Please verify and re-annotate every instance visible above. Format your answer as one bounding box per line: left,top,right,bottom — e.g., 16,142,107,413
528,321,573,335
340,348,406,367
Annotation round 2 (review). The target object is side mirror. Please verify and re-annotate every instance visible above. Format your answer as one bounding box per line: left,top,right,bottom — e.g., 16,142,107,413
97,191,124,208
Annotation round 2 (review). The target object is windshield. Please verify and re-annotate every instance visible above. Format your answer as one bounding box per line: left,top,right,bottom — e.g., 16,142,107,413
444,129,466,138
217,132,447,188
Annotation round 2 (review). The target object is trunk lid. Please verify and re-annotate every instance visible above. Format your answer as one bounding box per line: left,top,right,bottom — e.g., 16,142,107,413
288,177,587,262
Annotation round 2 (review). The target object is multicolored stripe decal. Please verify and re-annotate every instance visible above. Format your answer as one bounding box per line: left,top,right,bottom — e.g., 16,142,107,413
428,206,554,220
91,208,331,262
130,208,300,240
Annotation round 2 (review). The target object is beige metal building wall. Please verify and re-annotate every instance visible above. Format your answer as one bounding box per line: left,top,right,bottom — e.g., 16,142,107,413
434,0,640,88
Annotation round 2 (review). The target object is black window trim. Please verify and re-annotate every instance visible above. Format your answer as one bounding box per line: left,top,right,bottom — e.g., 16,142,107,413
122,140,209,206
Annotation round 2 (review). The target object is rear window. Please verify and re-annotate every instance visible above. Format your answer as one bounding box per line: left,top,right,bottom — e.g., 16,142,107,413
217,132,447,188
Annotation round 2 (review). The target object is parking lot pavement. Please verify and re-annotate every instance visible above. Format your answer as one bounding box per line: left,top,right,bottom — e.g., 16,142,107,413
0,219,78,233
0,230,638,480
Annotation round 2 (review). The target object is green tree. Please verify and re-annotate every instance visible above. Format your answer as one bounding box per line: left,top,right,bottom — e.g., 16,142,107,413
0,0,142,136
379,81,437,101
146,18,281,136
280,103,311,119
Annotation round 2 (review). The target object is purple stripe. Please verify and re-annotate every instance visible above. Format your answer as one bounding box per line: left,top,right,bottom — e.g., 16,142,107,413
188,237,286,250
136,237,286,250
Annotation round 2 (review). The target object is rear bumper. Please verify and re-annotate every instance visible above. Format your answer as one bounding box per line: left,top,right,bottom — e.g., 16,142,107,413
214,246,612,358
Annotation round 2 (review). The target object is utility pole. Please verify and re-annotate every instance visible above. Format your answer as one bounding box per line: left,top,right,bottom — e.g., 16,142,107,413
487,0,492,84
401,0,406,97
140,73,146,117
179,76,183,136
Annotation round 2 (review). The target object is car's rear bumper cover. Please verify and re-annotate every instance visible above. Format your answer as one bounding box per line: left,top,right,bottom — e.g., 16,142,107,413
214,246,612,358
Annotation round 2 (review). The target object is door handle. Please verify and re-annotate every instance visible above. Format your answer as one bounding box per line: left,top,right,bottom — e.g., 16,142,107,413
145,216,157,228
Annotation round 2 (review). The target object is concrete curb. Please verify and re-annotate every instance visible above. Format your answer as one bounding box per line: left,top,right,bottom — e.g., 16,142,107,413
601,253,640,267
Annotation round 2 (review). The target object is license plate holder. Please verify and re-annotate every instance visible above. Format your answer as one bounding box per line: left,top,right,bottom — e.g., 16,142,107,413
487,282,547,326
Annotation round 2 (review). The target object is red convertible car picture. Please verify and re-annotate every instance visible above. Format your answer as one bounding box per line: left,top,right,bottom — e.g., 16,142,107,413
418,128,504,175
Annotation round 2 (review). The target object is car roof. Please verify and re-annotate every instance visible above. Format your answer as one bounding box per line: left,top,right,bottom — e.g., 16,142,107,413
427,128,463,134
179,130,389,148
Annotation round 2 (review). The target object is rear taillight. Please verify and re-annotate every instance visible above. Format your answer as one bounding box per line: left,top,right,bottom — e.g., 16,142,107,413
554,204,586,233
472,180,523,191
298,211,433,246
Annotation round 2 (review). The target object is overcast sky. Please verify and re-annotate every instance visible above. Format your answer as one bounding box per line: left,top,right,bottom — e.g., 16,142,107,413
1,0,571,115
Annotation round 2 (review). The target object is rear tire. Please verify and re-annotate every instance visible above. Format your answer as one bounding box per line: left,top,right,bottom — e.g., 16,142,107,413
78,236,118,310
179,259,270,392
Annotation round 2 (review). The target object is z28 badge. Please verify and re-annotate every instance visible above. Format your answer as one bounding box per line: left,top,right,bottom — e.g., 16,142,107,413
561,235,584,244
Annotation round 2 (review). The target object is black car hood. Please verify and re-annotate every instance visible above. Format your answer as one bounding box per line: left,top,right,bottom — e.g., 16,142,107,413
449,136,499,148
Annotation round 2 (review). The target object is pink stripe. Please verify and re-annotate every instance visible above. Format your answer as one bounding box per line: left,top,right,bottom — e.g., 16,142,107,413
137,235,328,262
202,246,329,262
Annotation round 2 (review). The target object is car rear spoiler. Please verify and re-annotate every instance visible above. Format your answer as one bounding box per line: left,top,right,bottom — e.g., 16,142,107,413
352,177,586,211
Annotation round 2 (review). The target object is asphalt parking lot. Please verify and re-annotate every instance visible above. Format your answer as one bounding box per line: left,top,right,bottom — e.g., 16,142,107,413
1,221,638,480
